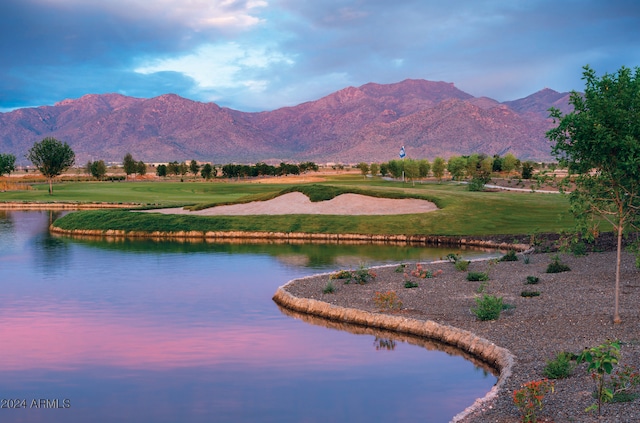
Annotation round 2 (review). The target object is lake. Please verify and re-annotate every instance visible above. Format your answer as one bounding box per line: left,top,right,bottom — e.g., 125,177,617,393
0,210,497,422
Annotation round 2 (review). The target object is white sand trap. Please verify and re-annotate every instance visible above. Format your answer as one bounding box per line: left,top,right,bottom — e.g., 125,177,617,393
147,192,438,216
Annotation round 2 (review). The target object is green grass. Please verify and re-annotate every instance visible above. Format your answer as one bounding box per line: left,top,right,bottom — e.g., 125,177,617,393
2,177,577,236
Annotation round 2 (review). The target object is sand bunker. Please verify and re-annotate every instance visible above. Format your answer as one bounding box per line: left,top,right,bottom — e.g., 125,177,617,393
148,192,438,216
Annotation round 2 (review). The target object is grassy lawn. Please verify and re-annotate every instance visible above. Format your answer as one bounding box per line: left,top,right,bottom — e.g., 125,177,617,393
2,176,577,236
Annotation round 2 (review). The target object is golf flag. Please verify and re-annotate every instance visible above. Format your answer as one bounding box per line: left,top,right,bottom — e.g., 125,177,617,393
399,146,406,158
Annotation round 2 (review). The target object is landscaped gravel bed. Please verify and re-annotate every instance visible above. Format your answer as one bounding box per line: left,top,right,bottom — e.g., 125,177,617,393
281,250,640,422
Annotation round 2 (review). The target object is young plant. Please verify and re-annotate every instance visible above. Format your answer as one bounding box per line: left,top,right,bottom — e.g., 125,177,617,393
454,259,470,271
394,263,407,273
543,352,576,379
373,291,403,311
322,281,336,294
521,290,541,298
404,280,419,288
525,276,540,284
410,263,442,279
546,254,571,273
500,249,519,262
467,271,489,281
577,340,621,415
513,379,555,423
471,294,503,321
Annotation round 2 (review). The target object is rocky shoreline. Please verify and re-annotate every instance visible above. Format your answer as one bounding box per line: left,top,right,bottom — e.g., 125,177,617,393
274,249,640,423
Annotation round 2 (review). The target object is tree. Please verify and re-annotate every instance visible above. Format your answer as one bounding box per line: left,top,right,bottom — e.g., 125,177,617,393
200,163,214,180
178,161,189,181
521,161,535,179
403,159,420,185
432,157,446,182
0,153,16,176
90,160,107,180
123,153,137,179
447,156,466,180
156,164,167,177
189,160,200,178
27,137,75,194
502,153,518,175
418,159,430,179
369,163,380,177
357,162,369,178
547,65,640,324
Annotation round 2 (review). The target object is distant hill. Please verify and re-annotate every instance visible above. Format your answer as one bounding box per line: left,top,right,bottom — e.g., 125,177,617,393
0,79,572,165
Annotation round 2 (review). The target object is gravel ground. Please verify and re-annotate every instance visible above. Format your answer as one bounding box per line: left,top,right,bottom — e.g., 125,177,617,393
283,250,640,423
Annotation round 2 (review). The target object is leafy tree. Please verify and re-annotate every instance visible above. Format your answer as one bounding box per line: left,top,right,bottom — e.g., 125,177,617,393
379,163,389,177
123,153,137,179
27,137,75,194
189,160,200,178
369,162,380,177
136,161,147,176
357,162,369,178
418,159,430,179
492,154,503,172
403,159,420,185
200,163,214,180
178,161,189,181
387,159,403,179
156,164,167,177
547,65,640,324
90,160,107,180
432,157,446,182
502,153,518,175
447,156,466,180
521,161,535,179
0,153,17,176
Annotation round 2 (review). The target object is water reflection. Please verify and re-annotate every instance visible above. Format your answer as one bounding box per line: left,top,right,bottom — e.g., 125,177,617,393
0,210,497,423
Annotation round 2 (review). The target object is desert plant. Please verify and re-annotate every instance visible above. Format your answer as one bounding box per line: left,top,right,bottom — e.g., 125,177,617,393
523,254,531,264
471,294,503,321
394,263,407,273
521,290,541,298
500,249,519,262
404,280,419,288
513,379,555,423
322,281,336,294
373,291,403,311
454,259,470,271
525,276,540,284
546,255,571,273
467,271,489,281
543,352,576,379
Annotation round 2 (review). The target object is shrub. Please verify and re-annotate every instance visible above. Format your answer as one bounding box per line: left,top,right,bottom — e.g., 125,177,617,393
404,280,419,288
330,265,377,284
571,241,588,256
513,379,555,423
546,255,571,273
322,281,336,294
500,249,518,262
454,260,470,271
521,290,541,298
467,271,489,281
445,253,461,263
373,291,403,311
471,294,503,321
526,276,540,284
394,263,406,273
543,352,576,379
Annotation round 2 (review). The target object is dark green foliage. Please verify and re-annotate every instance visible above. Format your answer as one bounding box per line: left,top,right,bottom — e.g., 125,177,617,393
526,276,540,284
499,250,518,262
0,153,16,176
521,290,541,297
27,137,75,194
322,281,336,294
471,294,503,321
571,241,587,256
543,352,576,379
454,260,470,271
467,271,489,281
404,280,419,288
546,256,571,273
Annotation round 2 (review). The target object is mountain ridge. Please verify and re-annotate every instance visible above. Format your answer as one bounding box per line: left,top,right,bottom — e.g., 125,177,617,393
0,79,572,164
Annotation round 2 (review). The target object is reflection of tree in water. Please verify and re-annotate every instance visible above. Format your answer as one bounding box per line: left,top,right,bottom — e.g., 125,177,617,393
34,211,71,273
374,337,397,351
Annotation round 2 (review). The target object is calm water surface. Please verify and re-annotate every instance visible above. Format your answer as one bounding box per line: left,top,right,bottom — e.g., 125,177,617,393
0,211,497,422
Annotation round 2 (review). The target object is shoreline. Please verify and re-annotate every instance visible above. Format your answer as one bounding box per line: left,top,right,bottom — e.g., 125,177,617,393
275,250,640,422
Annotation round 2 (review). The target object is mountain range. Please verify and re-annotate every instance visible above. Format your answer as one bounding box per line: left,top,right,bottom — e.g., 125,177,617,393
0,79,572,165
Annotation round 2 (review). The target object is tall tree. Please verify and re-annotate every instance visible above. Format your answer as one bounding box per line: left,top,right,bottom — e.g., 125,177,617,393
0,153,16,176
432,157,446,182
189,160,200,178
27,137,75,194
547,65,640,324
123,153,137,179
90,160,107,180
200,163,213,180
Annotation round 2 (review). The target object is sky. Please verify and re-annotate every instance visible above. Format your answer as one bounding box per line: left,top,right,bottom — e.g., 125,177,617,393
1,0,639,112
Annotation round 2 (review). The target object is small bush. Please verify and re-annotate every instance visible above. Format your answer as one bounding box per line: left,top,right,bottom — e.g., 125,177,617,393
526,276,540,284
521,290,541,298
500,250,518,262
454,260,470,271
404,280,419,288
394,263,406,273
471,294,503,321
523,254,531,264
571,241,588,256
373,291,403,311
543,352,575,379
546,255,571,273
322,281,336,294
467,271,489,281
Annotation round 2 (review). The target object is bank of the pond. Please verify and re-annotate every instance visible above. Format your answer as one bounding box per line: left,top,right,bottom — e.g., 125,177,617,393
0,201,135,210
274,250,640,423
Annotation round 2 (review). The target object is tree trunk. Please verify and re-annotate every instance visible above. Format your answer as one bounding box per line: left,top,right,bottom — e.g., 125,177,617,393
48,178,53,195
614,222,623,324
